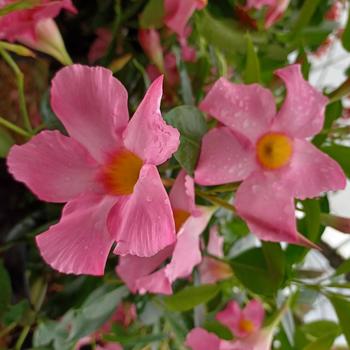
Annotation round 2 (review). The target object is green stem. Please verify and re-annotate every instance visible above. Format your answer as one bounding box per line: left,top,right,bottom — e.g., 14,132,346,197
0,322,16,339
15,325,30,350
0,48,33,133
0,116,31,138
328,77,350,103
196,190,236,213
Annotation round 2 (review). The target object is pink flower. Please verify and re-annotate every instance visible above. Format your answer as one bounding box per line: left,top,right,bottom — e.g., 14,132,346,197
7,65,180,275
244,0,290,28
116,170,216,295
88,28,113,64
0,0,76,64
164,0,206,37
195,64,346,247
216,300,265,338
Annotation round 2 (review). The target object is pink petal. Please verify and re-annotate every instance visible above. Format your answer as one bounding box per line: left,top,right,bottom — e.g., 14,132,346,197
230,328,274,350
165,206,215,282
195,127,256,186
51,65,129,163
265,0,290,28
111,164,176,257
246,0,275,9
116,245,174,292
273,64,328,138
36,194,116,275
136,268,172,295
235,171,313,246
242,300,265,331
164,0,198,36
207,225,224,258
123,76,180,165
7,130,99,203
216,301,242,337
199,256,232,284
199,78,276,142
185,328,221,350
169,170,196,214
283,139,346,199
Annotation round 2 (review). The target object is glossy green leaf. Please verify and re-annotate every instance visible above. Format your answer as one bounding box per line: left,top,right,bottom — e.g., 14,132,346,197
164,105,207,175
163,284,220,311
0,126,15,158
230,245,285,296
329,295,350,347
321,144,350,178
244,34,261,84
342,5,350,52
0,261,12,316
139,0,164,28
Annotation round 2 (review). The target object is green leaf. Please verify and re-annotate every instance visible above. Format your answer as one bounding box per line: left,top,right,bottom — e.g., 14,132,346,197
334,259,350,276
0,0,40,16
2,300,30,325
0,261,12,316
313,101,342,147
290,0,323,38
164,106,207,175
244,34,261,84
321,144,350,178
139,0,164,29
342,5,350,52
230,245,285,296
163,284,220,311
329,295,350,347
0,126,14,158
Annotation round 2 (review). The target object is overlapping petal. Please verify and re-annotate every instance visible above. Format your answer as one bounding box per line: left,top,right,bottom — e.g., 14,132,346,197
110,164,176,257
36,193,116,275
207,225,224,258
242,300,265,332
283,139,346,199
136,268,172,295
185,328,221,350
7,130,99,203
51,65,129,162
216,301,242,336
199,77,276,142
273,64,328,138
195,127,256,185
123,76,180,165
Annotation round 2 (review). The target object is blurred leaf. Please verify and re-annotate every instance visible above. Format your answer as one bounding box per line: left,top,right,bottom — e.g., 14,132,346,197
0,41,35,57
230,245,285,296
290,0,322,38
164,105,207,175
108,53,132,73
334,258,350,276
139,0,164,28
0,0,40,16
0,126,14,158
342,5,350,52
204,319,233,340
2,300,30,325
321,144,350,178
0,261,12,316
313,101,342,147
197,11,244,60
163,284,220,311
244,34,260,84
329,296,350,347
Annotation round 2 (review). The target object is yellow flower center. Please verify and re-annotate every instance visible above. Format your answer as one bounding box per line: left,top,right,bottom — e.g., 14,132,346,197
256,132,293,170
102,149,143,195
173,209,191,232
238,319,255,334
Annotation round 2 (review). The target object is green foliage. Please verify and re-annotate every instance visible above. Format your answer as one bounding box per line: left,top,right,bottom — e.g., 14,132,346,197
244,34,261,84
342,5,350,52
329,296,350,347
0,126,14,158
0,261,12,316
321,144,350,178
164,105,207,175
139,0,164,28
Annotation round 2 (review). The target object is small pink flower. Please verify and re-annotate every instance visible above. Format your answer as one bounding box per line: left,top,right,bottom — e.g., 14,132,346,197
164,0,206,37
0,0,76,64
216,300,265,338
7,65,180,275
244,0,290,28
116,170,216,295
88,28,114,64
195,64,346,247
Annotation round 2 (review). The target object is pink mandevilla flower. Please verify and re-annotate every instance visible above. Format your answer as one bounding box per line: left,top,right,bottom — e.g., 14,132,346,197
7,65,180,275
116,170,216,295
164,0,207,37
186,299,269,350
245,0,290,28
0,0,76,63
195,64,346,247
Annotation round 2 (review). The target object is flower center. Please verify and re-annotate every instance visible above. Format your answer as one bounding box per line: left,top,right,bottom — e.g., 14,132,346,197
102,149,143,195
173,209,191,232
238,319,255,334
256,132,293,170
